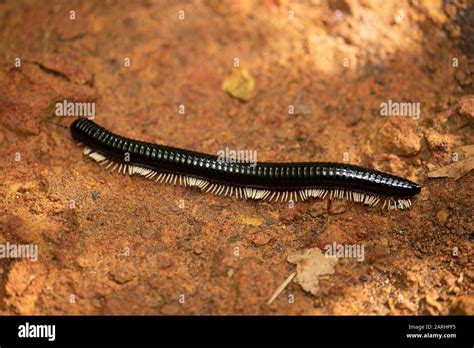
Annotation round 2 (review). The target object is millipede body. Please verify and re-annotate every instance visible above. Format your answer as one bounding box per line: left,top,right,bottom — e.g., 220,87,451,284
70,118,421,210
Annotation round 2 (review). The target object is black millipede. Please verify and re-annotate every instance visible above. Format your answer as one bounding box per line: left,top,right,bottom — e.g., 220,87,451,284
70,118,422,210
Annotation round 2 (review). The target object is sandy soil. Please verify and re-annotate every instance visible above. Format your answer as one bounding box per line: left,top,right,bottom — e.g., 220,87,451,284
0,0,472,315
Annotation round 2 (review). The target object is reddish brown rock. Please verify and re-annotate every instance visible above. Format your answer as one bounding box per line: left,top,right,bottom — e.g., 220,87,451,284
450,295,474,315
0,0,471,316
379,118,422,156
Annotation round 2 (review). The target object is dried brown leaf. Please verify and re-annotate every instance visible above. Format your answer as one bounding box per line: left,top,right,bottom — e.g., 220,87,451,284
222,68,255,102
428,151,474,180
287,247,338,295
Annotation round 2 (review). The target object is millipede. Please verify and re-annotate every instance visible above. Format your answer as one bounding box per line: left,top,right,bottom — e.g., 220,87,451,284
70,118,422,210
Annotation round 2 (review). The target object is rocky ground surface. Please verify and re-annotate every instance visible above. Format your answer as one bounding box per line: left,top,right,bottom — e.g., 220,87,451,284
0,0,472,315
